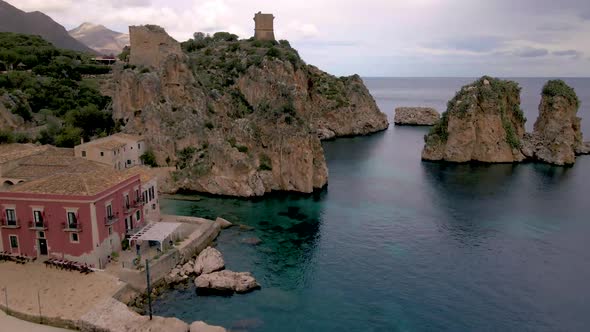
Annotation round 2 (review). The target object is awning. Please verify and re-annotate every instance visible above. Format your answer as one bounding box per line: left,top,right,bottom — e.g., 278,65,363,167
129,222,181,250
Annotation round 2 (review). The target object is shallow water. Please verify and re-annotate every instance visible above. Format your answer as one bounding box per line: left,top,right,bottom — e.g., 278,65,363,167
153,78,590,332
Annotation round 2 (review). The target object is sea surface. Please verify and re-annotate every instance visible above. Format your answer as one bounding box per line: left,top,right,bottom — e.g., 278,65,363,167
153,78,590,332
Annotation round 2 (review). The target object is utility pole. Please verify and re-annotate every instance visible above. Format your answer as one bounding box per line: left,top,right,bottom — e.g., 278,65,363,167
145,259,153,320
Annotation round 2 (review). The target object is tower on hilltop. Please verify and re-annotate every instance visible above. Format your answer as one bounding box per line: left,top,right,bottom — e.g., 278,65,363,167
254,12,275,41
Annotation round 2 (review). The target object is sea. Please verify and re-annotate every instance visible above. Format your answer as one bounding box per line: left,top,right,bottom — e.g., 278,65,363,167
152,78,590,332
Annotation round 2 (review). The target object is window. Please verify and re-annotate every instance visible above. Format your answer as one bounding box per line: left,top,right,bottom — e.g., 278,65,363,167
70,233,79,243
136,210,141,222
9,235,18,249
152,203,156,210
67,212,78,228
113,150,116,156
38,231,45,239
138,143,141,149
135,189,140,202
124,194,130,209
108,226,113,235
33,210,43,223
82,151,86,157
100,152,104,157
5,209,16,225
106,204,113,218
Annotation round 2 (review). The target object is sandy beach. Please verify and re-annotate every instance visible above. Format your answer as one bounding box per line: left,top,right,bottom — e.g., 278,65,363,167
0,261,125,321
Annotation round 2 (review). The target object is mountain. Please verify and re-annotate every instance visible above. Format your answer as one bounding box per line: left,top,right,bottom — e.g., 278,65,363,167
0,0,95,54
69,22,130,56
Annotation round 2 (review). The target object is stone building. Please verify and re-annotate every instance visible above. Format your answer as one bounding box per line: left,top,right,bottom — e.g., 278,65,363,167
254,12,275,41
74,133,146,170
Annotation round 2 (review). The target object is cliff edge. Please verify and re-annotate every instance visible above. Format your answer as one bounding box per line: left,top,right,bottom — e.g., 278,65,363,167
112,26,388,196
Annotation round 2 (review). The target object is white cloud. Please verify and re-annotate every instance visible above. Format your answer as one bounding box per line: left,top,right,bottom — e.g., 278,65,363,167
9,0,73,12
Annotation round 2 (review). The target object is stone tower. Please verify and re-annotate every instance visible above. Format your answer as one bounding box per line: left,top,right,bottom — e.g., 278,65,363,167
254,12,275,41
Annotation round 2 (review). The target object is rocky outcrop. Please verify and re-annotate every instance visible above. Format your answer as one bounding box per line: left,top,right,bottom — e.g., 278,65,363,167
394,107,440,126
422,77,526,163
521,80,585,165
194,247,225,275
113,25,387,197
214,217,233,229
128,25,183,68
190,321,227,332
195,270,260,294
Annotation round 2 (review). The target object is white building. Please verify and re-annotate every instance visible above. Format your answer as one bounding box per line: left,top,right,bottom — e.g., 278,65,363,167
74,133,146,170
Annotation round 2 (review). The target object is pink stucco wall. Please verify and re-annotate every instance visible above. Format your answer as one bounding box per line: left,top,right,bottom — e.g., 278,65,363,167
0,175,143,263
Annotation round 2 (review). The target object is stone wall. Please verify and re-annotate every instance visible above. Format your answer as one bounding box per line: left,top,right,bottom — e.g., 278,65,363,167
128,25,183,68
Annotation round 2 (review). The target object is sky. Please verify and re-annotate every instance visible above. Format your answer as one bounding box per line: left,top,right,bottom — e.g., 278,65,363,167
7,0,590,77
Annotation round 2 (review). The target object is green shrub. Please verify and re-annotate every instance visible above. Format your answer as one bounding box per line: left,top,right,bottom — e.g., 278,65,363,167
140,67,150,74
0,130,14,143
205,121,214,129
259,153,272,171
140,150,158,167
542,79,580,109
266,47,281,58
237,145,248,153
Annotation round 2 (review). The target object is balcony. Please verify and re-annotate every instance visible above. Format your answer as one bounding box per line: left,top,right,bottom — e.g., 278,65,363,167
105,213,119,226
1,218,20,229
28,221,48,230
62,222,82,232
133,198,145,208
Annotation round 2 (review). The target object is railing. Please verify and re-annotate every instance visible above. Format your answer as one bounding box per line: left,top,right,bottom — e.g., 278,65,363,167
1,218,20,228
28,221,48,230
62,222,82,232
133,198,144,208
105,213,119,226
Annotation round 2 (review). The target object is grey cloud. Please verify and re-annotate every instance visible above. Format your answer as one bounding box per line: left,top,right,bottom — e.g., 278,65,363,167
297,40,359,47
581,10,590,20
427,36,507,53
110,0,152,8
553,50,583,58
513,47,549,57
537,22,577,31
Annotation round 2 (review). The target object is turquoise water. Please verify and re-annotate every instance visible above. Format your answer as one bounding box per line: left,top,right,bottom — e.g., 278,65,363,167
153,78,590,331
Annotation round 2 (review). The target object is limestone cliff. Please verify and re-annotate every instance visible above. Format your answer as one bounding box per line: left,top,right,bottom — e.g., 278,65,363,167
422,77,526,163
521,80,586,165
112,26,387,196
128,25,183,68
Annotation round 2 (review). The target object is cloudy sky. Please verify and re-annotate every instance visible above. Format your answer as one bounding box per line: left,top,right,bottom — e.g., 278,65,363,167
8,0,590,77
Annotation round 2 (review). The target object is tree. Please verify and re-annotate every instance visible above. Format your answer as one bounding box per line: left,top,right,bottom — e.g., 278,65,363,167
140,150,158,167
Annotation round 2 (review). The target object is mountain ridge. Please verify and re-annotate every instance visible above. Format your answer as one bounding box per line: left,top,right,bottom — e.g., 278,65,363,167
69,22,130,56
0,0,96,54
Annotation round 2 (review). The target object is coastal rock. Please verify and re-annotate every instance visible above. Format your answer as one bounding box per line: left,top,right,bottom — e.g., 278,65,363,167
194,247,225,275
394,107,440,126
422,76,526,163
112,26,387,197
195,270,260,294
524,80,584,165
129,25,184,68
215,217,233,229
190,321,227,332
182,262,194,276
164,271,184,285
130,316,189,332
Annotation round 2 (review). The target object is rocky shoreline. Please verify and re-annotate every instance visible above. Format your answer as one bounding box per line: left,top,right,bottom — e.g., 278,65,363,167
394,107,440,126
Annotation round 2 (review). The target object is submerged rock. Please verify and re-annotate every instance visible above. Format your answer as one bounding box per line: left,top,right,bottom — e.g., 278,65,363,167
522,80,584,165
241,237,262,245
195,270,260,294
394,107,440,126
194,247,225,275
422,76,526,163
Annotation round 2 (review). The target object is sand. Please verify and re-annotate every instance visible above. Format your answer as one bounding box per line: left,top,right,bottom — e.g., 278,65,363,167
0,261,125,321
0,310,73,332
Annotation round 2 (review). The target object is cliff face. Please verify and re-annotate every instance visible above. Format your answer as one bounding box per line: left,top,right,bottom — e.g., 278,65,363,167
521,80,585,165
128,25,184,68
422,77,526,163
113,26,387,196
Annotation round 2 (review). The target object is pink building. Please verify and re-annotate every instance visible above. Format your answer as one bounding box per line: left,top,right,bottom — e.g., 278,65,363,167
0,162,145,268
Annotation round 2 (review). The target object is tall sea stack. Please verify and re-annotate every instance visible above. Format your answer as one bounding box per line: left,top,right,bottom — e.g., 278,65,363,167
422,76,526,163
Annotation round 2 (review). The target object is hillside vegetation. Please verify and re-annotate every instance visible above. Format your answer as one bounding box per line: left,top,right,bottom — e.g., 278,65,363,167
0,32,115,146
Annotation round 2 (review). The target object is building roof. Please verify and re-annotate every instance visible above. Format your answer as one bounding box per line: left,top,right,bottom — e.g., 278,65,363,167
124,166,157,183
0,144,49,164
94,140,126,151
3,149,79,180
7,160,139,196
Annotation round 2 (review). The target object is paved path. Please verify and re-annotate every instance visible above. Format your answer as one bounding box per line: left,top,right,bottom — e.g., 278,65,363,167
0,310,72,331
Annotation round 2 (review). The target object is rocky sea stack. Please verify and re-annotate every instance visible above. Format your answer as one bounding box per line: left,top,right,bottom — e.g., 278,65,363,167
422,76,526,163
521,80,587,165
422,77,589,165
394,107,440,126
110,26,388,197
